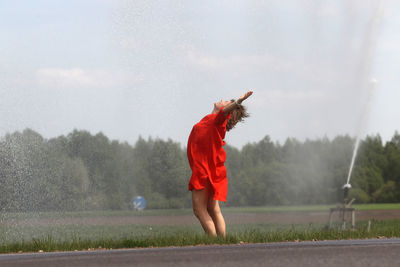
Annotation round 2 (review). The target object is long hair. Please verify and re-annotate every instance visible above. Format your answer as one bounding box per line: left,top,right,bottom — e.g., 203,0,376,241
226,100,249,131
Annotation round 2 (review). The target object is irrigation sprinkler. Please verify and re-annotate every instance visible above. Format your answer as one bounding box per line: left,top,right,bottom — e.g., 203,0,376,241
343,183,352,201
326,0,384,230
328,76,379,230
327,183,356,230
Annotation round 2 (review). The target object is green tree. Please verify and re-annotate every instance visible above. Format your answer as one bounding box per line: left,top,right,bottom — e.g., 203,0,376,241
148,139,188,208
373,180,398,203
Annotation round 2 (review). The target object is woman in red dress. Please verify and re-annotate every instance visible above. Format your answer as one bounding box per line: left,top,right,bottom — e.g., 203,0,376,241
187,90,253,237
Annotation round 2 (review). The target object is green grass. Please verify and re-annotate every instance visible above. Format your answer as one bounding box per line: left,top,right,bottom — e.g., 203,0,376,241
351,203,400,210
1,204,399,253
1,220,400,253
222,203,400,213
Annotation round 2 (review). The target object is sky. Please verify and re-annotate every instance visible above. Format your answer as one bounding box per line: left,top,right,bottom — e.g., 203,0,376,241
0,0,399,148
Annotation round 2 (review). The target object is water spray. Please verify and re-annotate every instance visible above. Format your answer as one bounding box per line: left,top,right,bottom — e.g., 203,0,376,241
343,78,378,194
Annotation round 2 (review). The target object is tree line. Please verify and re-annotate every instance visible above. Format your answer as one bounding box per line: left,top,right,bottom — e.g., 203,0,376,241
0,128,399,212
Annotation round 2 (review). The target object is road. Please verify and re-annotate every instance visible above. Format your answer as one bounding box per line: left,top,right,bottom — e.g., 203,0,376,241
1,238,400,267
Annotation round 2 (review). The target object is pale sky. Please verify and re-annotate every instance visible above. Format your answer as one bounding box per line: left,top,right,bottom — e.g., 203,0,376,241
0,0,399,148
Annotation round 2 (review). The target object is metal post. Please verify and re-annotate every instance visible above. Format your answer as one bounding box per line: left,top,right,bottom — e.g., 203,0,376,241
341,206,346,230
328,209,333,229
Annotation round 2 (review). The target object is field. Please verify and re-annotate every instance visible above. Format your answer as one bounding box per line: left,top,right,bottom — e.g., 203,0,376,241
1,204,400,253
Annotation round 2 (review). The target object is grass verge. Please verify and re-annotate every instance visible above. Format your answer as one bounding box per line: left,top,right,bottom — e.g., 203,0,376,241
1,220,399,254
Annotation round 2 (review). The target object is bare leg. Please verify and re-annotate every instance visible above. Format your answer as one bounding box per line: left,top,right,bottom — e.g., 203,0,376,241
207,196,226,237
192,187,217,237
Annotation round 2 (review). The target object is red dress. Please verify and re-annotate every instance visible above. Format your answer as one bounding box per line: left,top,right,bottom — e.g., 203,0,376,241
187,108,230,202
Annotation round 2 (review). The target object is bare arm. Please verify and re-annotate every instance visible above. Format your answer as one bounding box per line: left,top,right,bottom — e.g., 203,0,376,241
222,90,253,116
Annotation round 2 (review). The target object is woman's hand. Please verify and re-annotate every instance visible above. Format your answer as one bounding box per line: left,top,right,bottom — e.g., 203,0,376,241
222,90,253,116
238,90,253,104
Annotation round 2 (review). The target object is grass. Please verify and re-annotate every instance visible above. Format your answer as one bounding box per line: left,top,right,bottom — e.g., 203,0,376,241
2,203,399,221
222,203,400,213
351,203,400,210
1,220,400,254
1,204,399,253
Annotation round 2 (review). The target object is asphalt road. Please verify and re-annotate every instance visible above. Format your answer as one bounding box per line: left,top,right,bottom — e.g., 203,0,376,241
1,238,400,267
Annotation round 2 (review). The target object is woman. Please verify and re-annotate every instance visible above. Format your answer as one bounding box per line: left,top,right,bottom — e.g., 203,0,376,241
187,90,253,237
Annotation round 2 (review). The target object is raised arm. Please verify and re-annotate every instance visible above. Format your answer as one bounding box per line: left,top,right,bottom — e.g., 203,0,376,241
222,90,253,116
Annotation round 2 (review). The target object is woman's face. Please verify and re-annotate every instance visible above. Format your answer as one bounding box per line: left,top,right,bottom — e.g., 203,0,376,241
214,100,231,110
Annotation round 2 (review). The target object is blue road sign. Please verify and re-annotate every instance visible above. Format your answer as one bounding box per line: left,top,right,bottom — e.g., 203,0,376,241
133,196,146,211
